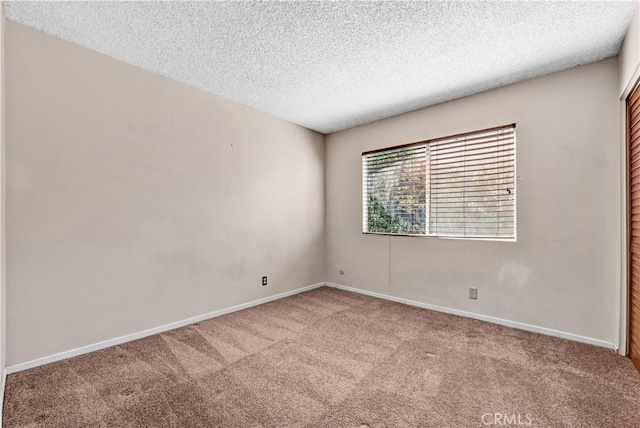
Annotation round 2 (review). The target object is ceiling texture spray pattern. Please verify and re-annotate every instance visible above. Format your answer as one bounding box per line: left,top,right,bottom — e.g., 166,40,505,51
4,1,637,134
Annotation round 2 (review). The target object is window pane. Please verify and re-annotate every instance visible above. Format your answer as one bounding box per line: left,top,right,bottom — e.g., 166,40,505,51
363,145,427,235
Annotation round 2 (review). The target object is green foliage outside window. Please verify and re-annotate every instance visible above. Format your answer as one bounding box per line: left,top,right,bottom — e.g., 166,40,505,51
367,196,410,234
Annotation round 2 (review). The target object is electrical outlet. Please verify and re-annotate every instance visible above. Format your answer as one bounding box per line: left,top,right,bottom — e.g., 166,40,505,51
262,276,267,286
469,287,478,300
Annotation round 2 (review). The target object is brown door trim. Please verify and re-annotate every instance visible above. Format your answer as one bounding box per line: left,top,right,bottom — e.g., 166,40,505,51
628,84,640,371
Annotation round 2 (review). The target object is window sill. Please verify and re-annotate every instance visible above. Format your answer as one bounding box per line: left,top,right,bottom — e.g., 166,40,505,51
362,231,517,242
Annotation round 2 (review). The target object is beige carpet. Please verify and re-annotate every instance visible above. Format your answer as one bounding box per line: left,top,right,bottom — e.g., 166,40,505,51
4,286,640,427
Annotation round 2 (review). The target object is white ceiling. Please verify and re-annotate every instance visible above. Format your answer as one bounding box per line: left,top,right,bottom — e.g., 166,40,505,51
4,1,637,134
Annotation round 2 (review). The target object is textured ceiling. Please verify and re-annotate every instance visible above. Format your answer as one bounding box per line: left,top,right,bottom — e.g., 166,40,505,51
4,1,637,134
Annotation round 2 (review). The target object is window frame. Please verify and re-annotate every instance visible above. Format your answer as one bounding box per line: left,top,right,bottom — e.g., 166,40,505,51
362,124,517,242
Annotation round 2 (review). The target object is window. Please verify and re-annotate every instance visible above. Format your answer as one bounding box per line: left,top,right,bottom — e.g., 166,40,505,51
362,124,516,240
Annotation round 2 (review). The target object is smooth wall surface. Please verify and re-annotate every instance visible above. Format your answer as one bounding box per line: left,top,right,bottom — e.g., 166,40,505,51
326,59,621,347
5,22,325,366
1,0,6,401
620,1,639,97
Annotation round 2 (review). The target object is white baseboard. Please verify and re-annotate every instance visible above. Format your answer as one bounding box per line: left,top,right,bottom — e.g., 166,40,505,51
5,281,618,375
325,282,617,351
5,282,325,375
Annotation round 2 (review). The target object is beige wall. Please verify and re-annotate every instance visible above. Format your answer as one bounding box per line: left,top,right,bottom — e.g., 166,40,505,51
326,59,621,347
1,0,6,403
5,22,325,366
620,2,640,97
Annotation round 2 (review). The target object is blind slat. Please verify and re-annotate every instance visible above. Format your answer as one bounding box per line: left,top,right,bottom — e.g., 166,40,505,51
433,143,515,159
431,188,513,196
430,152,514,169
429,163,514,176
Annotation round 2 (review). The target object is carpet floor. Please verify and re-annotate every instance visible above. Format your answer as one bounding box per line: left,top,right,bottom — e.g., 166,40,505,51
3,286,640,427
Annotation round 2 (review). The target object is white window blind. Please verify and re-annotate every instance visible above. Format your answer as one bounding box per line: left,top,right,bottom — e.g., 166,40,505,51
362,124,516,240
